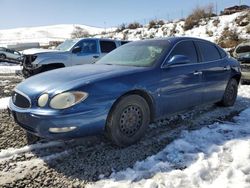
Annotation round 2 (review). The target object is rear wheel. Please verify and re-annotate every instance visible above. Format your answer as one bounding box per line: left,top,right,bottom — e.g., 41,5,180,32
219,78,238,107
106,95,150,147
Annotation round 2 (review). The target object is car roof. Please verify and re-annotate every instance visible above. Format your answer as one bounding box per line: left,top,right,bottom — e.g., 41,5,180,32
141,37,215,44
76,38,120,42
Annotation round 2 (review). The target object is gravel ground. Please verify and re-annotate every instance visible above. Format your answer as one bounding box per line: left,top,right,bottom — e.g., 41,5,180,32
0,75,250,187
0,75,23,97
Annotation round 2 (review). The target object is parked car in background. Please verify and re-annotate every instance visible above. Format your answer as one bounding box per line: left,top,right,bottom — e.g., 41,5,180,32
21,38,129,77
233,41,250,83
0,47,22,61
9,37,241,147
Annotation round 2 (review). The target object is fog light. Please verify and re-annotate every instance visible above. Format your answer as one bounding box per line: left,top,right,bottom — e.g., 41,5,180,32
49,126,77,133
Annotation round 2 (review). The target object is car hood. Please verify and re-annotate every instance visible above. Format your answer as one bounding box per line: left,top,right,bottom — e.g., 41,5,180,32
22,48,62,55
16,64,145,97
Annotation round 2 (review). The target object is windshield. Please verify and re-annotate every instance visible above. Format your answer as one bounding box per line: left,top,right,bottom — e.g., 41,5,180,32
55,39,79,51
236,45,250,54
96,40,170,67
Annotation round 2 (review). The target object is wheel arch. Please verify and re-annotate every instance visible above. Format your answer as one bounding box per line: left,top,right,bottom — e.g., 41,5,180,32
107,89,155,124
231,73,241,84
41,63,65,69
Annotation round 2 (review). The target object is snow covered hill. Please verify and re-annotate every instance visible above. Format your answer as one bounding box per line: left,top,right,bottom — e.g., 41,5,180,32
0,11,249,48
100,11,249,45
0,24,114,46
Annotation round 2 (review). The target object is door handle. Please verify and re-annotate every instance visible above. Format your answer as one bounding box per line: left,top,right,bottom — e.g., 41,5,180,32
193,71,202,75
93,55,99,59
223,66,231,71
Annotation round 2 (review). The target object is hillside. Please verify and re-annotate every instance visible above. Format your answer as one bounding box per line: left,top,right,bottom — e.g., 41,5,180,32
0,24,114,47
0,11,249,49
99,11,249,49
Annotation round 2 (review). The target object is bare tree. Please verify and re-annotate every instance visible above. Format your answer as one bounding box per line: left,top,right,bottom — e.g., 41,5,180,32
71,26,90,39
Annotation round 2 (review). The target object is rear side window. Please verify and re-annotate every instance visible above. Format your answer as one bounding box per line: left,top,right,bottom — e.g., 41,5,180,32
217,46,227,58
100,41,116,53
169,41,198,63
196,41,221,62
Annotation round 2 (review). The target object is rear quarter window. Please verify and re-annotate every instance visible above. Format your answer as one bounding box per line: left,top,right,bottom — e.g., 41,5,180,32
217,46,227,58
196,41,221,62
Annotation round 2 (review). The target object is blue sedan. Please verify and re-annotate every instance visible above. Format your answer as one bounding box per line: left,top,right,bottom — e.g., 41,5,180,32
9,37,241,146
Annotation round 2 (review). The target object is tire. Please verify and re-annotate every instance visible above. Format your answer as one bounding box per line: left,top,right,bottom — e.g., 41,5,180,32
0,54,6,59
106,95,150,147
219,78,238,107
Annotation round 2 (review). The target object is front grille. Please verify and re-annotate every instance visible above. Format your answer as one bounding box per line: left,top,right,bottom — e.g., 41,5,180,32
23,55,37,69
12,91,31,108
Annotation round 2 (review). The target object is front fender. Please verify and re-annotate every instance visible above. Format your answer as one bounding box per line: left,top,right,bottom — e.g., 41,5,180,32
35,57,67,66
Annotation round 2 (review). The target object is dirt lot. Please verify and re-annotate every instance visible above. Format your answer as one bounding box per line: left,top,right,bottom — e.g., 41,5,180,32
0,75,250,187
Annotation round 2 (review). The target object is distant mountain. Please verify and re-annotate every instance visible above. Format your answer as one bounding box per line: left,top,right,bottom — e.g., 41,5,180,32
0,24,114,46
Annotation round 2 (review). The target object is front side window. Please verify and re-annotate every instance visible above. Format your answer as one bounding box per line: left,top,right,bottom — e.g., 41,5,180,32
80,40,97,53
196,41,221,62
169,41,198,63
97,40,169,67
100,41,116,53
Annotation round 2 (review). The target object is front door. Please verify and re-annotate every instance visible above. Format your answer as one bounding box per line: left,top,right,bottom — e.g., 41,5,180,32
72,40,100,65
159,40,204,117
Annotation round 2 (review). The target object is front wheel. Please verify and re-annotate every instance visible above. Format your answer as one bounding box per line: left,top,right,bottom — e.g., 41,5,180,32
106,95,150,147
219,78,238,107
0,54,6,59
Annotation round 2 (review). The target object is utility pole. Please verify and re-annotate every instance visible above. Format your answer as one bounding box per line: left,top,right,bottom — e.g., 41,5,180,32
239,0,242,5
215,1,218,15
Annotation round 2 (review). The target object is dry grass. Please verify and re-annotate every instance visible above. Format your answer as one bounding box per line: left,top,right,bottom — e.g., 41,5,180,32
184,4,215,30
127,22,142,29
71,26,90,39
235,12,250,27
148,20,165,29
217,27,242,48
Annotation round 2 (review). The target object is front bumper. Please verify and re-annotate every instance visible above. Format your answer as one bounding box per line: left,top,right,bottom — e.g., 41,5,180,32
8,98,109,140
240,63,250,81
241,71,250,81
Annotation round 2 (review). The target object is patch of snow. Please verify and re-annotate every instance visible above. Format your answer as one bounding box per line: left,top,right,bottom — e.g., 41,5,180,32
0,97,10,110
0,141,65,160
0,65,21,74
0,150,70,185
89,107,250,188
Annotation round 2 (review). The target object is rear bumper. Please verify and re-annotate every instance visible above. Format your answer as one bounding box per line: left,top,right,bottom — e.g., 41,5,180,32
8,98,109,140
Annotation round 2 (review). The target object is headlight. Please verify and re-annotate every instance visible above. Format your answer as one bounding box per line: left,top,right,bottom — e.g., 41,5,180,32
50,91,88,109
38,93,49,107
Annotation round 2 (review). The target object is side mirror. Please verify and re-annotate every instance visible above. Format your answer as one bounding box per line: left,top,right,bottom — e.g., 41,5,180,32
163,55,191,68
72,46,82,54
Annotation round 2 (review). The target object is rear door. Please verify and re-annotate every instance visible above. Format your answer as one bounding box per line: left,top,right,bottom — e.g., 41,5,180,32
194,41,231,103
99,40,117,59
159,40,204,117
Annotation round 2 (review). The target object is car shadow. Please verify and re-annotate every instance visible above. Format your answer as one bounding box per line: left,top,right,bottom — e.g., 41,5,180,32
29,95,250,183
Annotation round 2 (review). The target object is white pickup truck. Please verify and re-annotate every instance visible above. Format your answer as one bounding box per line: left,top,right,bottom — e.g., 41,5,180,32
22,38,129,77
